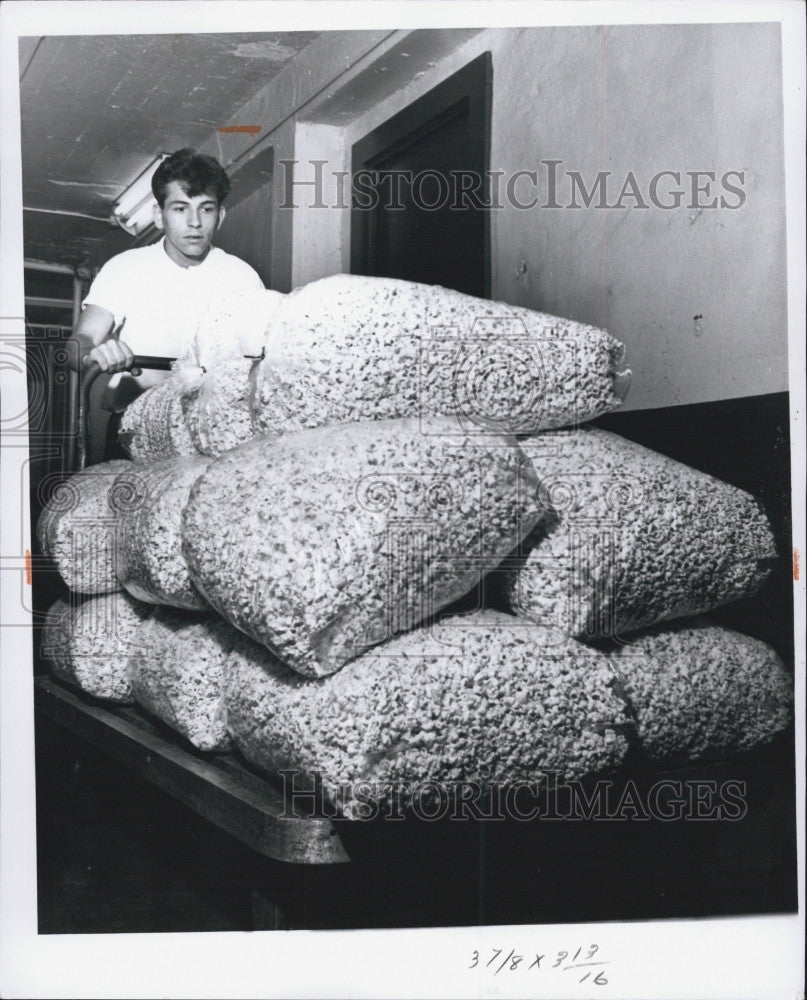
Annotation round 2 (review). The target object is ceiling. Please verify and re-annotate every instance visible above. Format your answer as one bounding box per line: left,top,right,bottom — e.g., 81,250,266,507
18,32,320,272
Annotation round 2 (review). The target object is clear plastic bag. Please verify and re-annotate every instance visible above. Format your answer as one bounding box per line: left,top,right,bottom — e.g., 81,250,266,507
180,355,260,457
127,608,239,751
178,289,285,456
224,611,632,819
182,416,544,677
113,455,213,609
118,370,198,462
37,460,132,593
612,619,792,763
490,427,777,640
250,274,631,436
41,592,153,702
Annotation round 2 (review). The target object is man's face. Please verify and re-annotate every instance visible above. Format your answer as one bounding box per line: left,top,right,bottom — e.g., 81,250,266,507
154,180,225,265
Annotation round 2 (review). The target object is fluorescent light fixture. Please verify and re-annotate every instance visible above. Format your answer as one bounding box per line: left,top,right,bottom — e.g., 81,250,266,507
111,154,169,236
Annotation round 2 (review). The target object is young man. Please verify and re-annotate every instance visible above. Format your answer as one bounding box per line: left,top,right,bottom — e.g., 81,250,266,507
72,148,263,414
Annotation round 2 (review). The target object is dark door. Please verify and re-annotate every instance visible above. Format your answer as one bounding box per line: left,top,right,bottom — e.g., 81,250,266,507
351,52,491,298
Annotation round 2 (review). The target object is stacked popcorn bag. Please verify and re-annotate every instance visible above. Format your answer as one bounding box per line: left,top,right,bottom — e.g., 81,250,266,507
38,275,792,818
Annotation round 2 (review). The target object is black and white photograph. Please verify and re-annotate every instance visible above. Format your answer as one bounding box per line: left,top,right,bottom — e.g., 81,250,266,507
1,2,804,998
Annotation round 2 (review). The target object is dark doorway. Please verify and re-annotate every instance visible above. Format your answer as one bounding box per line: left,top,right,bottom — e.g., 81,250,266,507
351,52,491,298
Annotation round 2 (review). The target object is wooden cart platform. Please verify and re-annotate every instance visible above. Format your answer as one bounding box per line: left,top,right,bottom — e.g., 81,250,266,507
34,674,349,867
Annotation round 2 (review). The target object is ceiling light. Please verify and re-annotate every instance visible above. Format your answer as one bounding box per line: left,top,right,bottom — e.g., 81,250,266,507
111,154,169,236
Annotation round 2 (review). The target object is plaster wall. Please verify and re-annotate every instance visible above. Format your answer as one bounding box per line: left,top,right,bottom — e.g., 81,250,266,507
483,23,787,409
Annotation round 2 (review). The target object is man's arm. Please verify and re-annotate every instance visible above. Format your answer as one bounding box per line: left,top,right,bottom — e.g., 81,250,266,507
70,304,135,373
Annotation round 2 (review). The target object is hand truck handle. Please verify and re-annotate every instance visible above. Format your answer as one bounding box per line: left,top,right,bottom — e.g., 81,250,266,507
78,355,177,470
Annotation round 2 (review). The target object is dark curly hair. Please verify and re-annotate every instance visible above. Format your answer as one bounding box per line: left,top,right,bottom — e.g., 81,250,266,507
151,148,231,207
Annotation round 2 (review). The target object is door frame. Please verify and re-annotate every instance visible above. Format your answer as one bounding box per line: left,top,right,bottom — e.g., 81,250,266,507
350,51,492,297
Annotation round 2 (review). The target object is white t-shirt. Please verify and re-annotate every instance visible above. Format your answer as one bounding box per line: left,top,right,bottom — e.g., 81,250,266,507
83,238,264,359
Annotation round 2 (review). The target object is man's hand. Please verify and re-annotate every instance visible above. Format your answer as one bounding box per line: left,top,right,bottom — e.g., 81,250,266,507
85,336,135,374
72,304,136,373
